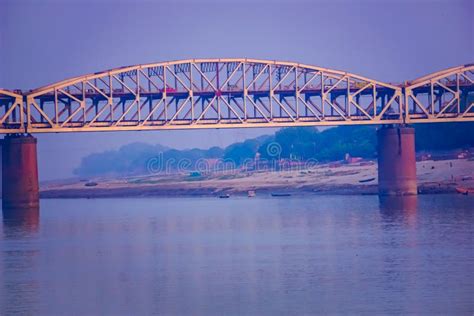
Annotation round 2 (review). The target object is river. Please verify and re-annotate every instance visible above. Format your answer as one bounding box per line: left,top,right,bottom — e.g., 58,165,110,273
1,195,473,315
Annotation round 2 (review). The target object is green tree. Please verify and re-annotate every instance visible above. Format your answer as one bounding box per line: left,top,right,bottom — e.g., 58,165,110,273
223,139,260,165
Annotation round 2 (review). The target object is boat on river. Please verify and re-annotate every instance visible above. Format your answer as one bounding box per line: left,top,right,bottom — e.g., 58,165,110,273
271,192,292,197
455,187,474,195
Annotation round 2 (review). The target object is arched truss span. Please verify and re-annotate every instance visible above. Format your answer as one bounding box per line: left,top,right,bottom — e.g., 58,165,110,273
20,58,403,133
0,89,23,134
405,64,474,123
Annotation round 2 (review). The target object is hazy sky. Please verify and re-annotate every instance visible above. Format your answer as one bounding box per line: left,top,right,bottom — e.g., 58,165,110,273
1,0,473,180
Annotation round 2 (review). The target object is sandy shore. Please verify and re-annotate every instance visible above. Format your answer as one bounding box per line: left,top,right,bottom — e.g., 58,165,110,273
40,159,474,198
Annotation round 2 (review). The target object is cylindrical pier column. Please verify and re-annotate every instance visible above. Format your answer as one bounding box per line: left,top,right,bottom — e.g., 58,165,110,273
377,126,417,196
1,134,39,209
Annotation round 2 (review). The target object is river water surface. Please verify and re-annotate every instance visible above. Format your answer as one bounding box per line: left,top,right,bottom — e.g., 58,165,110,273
1,195,473,315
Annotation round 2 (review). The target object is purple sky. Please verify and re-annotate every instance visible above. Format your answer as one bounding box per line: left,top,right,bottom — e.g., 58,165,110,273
1,0,473,180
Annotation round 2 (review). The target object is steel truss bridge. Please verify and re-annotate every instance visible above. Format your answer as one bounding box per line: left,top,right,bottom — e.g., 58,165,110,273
0,59,473,134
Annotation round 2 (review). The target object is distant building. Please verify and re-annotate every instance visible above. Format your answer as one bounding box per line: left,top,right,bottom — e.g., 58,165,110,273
417,153,432,161
344,153,363,164
416,150,471,161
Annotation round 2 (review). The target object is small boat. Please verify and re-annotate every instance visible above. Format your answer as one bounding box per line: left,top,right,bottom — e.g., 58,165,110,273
84,182,98,187
456,187,474,195
248,190,256,197
219,194,230,198
271,192,291,197
359,177,375,183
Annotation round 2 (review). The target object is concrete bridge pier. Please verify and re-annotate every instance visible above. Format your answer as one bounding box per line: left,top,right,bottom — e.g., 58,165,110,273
1,134,39,209
377,126,417,196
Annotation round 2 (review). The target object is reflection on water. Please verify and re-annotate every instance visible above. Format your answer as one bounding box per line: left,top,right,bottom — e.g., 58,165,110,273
2,206,40,237
379,195,418,213
379,195,418,226
1,206,40,315
0,195,473,315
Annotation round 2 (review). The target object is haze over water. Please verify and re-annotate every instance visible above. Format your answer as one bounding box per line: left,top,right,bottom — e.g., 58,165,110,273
1,195,473,315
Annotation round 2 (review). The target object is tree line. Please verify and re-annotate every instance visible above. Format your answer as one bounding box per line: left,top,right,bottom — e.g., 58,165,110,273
74,123,474,177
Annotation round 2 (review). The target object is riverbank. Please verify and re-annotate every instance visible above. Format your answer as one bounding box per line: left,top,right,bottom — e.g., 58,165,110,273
40,159,474,198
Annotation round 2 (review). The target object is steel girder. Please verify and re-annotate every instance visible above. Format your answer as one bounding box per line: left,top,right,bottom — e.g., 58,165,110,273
0,89,24,134
405,64,474,123
1,60,473,134
8,58,403,133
